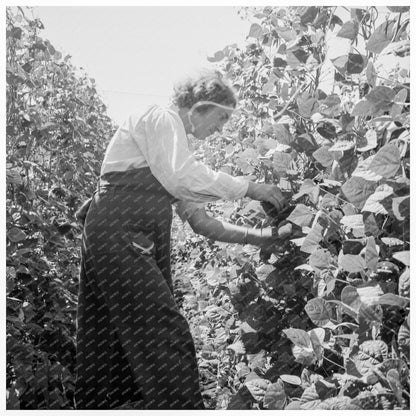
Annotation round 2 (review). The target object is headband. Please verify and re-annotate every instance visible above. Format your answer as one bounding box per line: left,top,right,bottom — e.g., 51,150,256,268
188,100,237,113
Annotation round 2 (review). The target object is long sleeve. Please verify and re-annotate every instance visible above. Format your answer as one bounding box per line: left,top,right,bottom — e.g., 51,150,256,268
134,105,249,203
175,201,205,223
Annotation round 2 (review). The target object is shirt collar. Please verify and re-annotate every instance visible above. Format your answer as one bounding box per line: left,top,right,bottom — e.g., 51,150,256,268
168,101,180,114
166,101,193,148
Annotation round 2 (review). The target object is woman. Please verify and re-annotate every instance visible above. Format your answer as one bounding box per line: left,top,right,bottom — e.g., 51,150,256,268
74,73,287,410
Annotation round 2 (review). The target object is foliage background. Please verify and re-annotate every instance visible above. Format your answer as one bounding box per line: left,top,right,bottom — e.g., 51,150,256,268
6,5,410,410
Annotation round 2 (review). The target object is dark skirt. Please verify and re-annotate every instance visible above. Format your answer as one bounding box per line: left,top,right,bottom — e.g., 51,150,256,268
74,168,205,409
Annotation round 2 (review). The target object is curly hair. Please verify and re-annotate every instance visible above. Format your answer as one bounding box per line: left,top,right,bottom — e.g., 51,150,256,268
172,71,237,114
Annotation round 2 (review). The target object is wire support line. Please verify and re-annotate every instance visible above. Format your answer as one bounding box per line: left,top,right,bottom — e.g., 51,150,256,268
99,89,170,98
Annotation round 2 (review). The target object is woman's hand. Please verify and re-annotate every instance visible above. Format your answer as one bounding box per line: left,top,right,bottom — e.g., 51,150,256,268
247,222,293,250
246,182,287,212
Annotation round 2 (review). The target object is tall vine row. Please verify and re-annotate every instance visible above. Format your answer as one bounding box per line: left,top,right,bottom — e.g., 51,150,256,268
6,7,115,409
175,5,410,410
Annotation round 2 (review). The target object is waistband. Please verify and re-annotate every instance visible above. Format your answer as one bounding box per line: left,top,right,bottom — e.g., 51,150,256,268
98,168,177,204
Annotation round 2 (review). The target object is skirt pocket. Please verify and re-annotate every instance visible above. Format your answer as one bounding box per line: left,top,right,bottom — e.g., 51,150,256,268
121,223,156,258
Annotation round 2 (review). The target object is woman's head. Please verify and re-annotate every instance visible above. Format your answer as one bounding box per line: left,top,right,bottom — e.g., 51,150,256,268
172,71,237,114
173,72,237,139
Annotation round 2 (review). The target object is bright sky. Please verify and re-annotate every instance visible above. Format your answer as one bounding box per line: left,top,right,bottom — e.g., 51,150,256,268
32,6,252,124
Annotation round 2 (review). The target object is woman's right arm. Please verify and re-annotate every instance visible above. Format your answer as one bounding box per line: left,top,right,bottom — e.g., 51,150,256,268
179,203,291,247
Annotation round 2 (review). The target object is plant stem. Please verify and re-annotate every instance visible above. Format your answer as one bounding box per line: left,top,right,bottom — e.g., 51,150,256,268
323,355,345,371
273,80,310,121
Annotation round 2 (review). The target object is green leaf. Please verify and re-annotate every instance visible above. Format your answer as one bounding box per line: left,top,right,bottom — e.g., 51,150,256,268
227,340,246,355
287,48,309,67
275,27,296,42
316,122,337,139
264,379,286,409
357,129,377,152
38,122,58,132
309,328,324,361
361,185,394,215
273,151,292,172
328,140,355,152
7,228,27,243
312,146,334,167
342,238,366,255
297,92,319,118
286,204,315,228
365,236,378,272
397,320,410,356
304,297,332,326
341,214,364,232
299,384,321,409
346,53,366,74
272,123,293,146
366,61,377,87
10,26,23,40
285,400,303,410
366,86,396,111
351,8,365,22
205,266,222,286
318,396,359,410
341,177,377,210
359,303,383,325
345,356,363,377
299,6,319,25
393,251,410,266
341,286,361,312
360,340,388,361
248,23,263,39
351,99,376,117
227,385,253,409
356,283,384,305
207,50,225,62
283,328,311,348
369,144,401,178
315,379,337,400
338,251,366,273
375,293,409,308
366,20,396,54
392,196,409,221
293,178,319,202
390,88,408,118
398,268,410,298
381,237,404,247
330,14,343,27
337,20,359,40
376,358,409,381
294,264,314,273
300,224,324,254
273,56,287,68
292,344,316,366
387,369,403,404
363,212,380,237
331,55,348,74
280,374,302,386
308,248,332,272
245,378,271,402
6,169,23,185
387,6,409,13
318,95,342,117
255,264,275,281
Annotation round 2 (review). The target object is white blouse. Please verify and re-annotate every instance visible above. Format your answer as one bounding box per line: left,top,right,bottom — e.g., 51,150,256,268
100,103,249,204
